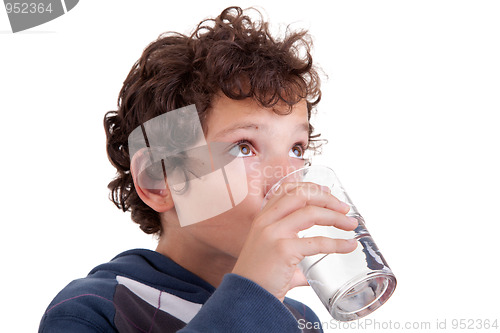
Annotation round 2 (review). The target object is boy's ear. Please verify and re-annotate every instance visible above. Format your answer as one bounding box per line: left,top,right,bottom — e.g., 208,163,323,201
130,149,175,213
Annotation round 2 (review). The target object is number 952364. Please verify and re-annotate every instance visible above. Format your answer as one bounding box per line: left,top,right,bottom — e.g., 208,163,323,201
5,2,54,14
451,319,498,330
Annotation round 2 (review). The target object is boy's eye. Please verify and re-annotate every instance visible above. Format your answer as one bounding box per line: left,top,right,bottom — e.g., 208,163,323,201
229,142,255,157
228,141,305,158
289,145,304,159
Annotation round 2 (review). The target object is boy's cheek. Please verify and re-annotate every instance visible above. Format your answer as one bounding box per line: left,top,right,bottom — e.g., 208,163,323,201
222,155,249,205
170,171,234,227
244,160,264,197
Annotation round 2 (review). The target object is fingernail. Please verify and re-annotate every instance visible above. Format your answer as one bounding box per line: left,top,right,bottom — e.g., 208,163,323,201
348,217,358,226
341,201,351,211
320,186,331,193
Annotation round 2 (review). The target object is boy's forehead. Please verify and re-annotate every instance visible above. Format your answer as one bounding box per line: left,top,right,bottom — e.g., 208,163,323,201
205,97,309,138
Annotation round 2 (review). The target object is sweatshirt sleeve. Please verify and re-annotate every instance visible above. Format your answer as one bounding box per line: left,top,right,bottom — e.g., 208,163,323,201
179,273,301,333
38,278,117,333
39,316,111,333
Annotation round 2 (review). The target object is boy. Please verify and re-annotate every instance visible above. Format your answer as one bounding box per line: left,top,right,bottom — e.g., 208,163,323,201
39,7,357,332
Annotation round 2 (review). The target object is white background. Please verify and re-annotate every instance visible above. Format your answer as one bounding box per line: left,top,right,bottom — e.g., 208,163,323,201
1,1,499,332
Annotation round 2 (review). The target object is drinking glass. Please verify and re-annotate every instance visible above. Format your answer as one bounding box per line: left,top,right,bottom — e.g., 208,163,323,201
263,165,396,321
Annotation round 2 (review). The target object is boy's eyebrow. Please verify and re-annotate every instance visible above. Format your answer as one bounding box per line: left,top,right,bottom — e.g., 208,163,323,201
212,122,309,140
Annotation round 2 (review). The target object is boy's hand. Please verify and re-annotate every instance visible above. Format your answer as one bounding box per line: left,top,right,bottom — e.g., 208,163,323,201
232,182,358,302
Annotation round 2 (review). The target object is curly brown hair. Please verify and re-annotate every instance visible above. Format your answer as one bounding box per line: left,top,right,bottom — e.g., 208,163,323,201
104,6,323,235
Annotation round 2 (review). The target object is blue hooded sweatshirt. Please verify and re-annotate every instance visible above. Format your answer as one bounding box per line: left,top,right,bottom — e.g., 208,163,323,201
39,249,323,332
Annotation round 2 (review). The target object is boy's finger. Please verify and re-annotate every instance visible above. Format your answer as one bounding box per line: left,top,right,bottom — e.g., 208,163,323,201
259,183,350,225
274,206,358,235
293,237,358,257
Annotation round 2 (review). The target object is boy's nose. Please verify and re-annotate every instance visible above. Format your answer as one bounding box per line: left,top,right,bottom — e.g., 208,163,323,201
261,158,300,196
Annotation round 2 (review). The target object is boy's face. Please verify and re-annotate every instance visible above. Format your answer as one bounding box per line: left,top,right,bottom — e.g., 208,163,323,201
164,95,310,258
